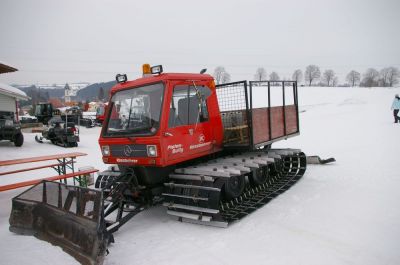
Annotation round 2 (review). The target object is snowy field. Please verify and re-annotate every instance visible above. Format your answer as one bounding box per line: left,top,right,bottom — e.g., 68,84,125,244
1,86,400,265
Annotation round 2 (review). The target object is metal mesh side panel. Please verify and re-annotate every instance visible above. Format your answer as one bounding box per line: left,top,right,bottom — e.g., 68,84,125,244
18,184,45,202
46,182,60,207
216,82,249,145
83,198,95,218
15,181,101,222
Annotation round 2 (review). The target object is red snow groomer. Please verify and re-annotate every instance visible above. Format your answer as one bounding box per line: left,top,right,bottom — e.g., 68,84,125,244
9,64,307,265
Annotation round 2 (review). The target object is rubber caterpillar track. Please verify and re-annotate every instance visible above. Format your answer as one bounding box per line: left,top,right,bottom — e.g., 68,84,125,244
162,149,307,227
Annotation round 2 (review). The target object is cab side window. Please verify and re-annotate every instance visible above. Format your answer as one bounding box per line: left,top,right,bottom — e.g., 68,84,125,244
168,85,210,128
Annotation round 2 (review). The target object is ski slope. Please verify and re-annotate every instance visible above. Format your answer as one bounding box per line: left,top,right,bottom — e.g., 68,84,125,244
0,86,399,265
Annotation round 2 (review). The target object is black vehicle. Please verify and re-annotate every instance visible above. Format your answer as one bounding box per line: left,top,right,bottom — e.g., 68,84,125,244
35,103,94,128
0,111,24,147
35,118,79,147
34,103,54,124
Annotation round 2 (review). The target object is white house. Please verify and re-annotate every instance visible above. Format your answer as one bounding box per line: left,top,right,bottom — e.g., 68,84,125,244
0,62,29,120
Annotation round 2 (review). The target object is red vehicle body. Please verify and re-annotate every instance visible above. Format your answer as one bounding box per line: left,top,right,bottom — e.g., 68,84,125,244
99,66,301,188
99,72,226,186
100,74,221,164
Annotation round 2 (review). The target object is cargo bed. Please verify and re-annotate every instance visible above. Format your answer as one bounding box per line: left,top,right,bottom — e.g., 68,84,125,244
216,80,300,149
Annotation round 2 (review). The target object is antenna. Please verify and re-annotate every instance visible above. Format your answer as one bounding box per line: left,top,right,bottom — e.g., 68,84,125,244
200,68,207,74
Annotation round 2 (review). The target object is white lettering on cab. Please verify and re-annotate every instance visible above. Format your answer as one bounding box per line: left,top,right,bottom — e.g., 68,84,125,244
167,144,184,154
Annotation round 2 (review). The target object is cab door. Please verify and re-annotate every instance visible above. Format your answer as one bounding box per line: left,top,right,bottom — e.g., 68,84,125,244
163,82,213,164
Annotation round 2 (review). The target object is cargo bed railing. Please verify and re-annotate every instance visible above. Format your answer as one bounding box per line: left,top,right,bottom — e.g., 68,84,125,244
216,80,300,149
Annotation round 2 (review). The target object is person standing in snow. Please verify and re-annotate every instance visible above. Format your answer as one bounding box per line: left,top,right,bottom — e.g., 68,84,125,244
391,94,400,123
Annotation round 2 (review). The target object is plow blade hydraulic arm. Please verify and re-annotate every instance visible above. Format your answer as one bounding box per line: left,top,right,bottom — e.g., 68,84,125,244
9,181,112,265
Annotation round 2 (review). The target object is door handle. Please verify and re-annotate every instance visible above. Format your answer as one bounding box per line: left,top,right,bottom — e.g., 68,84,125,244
164,132,173,137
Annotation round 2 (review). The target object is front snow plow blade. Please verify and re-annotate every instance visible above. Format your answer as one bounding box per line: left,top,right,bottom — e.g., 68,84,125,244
9,181,111,265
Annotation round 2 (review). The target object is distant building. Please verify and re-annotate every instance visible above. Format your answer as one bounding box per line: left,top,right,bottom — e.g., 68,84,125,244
65,83,71,103
0,62,29,121
64,83,79,103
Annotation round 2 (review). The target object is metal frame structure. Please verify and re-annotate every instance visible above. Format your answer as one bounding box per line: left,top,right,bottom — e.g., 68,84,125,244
9,180,111,265
216,80,300,150
0,152,89,191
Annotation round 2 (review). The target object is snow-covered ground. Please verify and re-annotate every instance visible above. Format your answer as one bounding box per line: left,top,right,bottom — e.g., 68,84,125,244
1,86,400,265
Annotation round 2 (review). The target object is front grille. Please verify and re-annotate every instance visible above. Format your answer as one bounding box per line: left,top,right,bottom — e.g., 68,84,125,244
110,144,148,157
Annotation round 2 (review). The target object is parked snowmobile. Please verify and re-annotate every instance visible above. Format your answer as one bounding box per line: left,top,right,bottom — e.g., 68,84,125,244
35,118,79,147
11,64,311,265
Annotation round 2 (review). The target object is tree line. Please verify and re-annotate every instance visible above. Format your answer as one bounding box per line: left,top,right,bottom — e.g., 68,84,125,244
213,65,400,87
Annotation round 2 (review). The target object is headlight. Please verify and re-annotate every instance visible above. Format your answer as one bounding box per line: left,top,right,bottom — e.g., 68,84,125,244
102,145,110,156
147,145,157,157
151,65,163,74
116,74,127,83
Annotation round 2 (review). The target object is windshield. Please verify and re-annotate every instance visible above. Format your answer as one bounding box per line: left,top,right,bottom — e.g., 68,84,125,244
35,104,52,116
96,106,104,115
104,83,164,136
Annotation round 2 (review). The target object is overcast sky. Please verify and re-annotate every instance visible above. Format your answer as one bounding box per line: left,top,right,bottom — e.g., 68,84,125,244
0,0,399,85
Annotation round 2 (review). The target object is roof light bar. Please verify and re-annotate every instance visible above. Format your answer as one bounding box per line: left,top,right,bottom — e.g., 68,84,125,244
142,64,151,75
116,74,127,83
151,65,163,75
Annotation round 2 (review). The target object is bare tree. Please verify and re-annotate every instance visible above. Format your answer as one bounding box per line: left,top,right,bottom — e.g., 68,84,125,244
361,68,379,87
387,67,400,87
269,72,280,85
221,72,231,84
213,66,228,84
269,72,280,80
98,87,105,101
332,76,339,87
346,70,360,87
322,69,336,86
380,67,400,87
292,69,303,83
254,67,267,81
380,67,391,87
304,65,321,86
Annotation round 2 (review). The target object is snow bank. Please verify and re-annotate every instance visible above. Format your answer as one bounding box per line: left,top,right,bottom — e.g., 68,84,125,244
0,86,400,265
